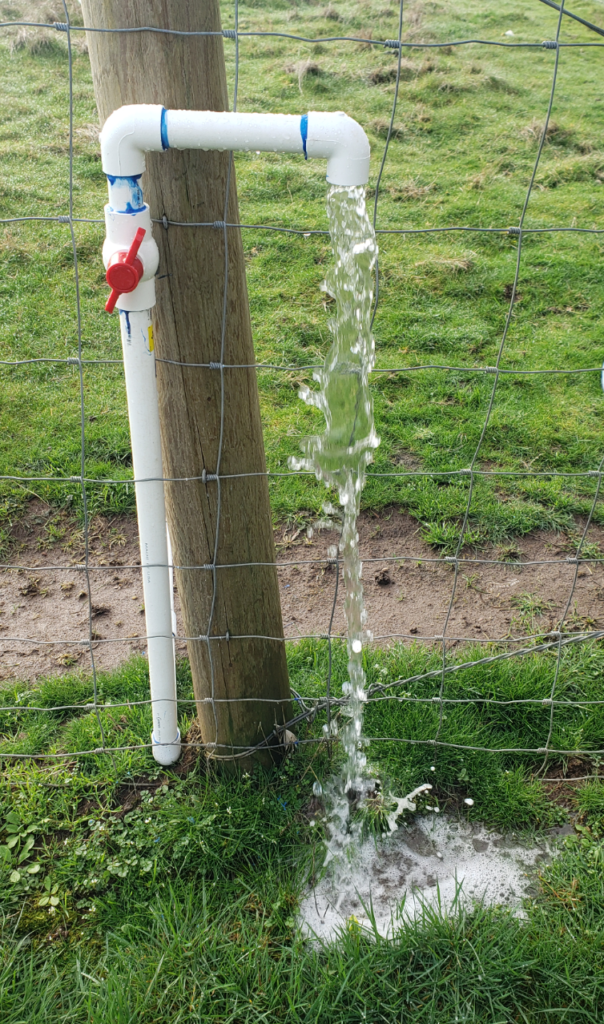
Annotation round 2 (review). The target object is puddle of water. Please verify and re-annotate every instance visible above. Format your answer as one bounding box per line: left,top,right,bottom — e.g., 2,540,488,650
299,815,558,940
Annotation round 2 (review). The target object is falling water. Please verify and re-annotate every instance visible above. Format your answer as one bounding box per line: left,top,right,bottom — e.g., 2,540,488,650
291,184,379,869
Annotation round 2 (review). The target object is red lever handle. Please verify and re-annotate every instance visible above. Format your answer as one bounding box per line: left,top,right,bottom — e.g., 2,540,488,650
105,227,146,313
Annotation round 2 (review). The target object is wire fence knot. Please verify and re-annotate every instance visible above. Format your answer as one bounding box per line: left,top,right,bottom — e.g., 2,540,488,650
66,357,80,366
213,220,226,229
201,469,218,483
58,215,70,224
209,361,222,370
384,39,401,48
222,29,237,39
53,22,69,32
162,215,169,230
507,226,521,236
542,40,558,49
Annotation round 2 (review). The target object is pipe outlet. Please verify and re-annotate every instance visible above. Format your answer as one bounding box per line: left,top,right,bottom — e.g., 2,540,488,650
304,111,370,187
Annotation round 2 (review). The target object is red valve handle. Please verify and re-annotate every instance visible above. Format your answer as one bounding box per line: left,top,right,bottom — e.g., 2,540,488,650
105,227,146,313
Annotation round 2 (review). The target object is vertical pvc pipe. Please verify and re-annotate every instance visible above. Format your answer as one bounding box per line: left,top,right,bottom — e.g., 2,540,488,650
166,523,178,640
118,307,181,765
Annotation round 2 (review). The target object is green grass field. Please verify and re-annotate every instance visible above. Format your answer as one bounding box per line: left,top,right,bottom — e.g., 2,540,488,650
3,0,604,1019
3,0,604,542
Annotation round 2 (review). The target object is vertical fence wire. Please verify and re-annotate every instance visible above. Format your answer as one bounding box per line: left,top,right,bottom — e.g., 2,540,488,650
540,450,604,770
61,0,114,770
434,2,567,753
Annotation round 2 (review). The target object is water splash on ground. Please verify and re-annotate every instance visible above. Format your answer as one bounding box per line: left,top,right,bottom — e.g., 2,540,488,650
290,184,379,874
299,815,563,940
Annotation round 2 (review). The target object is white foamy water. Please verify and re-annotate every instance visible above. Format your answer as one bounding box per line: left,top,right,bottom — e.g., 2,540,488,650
299,815,566,941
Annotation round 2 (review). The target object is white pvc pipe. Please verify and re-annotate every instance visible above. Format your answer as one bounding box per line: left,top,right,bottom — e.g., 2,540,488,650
100,105,370,187
118,307,181,766
165,522,178,640
101,104,370,765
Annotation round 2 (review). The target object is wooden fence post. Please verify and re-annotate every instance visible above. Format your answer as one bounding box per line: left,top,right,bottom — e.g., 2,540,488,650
80,0,291,765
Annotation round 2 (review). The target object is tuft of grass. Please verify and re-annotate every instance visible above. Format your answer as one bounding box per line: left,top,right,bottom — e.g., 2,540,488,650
420,519,482,552
511,591,555,632
520,117,575,146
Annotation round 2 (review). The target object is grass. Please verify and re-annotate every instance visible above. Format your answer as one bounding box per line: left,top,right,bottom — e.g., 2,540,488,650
2,0,604,545
1,641,604,1019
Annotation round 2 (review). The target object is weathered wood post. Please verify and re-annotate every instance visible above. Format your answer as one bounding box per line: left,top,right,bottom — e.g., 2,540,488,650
81,0,291,765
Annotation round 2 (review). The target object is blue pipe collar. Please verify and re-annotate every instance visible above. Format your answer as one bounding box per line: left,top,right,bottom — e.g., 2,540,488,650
160,108,170,151
300,113,308,159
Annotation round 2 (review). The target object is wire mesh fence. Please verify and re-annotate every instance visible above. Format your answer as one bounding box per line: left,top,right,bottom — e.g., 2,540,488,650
2,0,604,775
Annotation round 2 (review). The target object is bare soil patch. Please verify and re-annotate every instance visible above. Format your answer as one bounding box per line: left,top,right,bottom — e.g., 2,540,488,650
277,508,604,647
1,503,604,682
0,504,187,683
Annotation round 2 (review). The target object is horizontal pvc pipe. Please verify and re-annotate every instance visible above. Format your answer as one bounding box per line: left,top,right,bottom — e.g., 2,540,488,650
100,104,370,186
167,110,304,156
118,307,181,766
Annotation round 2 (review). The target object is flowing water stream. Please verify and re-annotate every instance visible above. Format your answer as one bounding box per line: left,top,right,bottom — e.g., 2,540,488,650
291,184,379,872
292,186,563,934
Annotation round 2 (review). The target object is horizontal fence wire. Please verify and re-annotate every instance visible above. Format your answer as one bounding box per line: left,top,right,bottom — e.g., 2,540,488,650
1,0,604,775
1,18,600,47
1,554,602,569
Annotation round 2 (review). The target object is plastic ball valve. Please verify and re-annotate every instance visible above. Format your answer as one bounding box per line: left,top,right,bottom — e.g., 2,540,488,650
105,226,146,313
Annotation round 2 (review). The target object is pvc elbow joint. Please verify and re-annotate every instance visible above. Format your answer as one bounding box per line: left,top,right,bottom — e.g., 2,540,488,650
303,111,370,187
100,104,166,177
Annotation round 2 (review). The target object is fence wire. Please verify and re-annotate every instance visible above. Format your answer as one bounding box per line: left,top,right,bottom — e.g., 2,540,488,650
1,0,604,773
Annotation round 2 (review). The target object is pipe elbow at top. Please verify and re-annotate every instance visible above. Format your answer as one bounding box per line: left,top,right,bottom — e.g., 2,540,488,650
305,111,370,187
100,104,165,177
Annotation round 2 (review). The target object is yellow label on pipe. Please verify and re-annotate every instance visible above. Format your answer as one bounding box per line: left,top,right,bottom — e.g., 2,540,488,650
148,325,154,352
